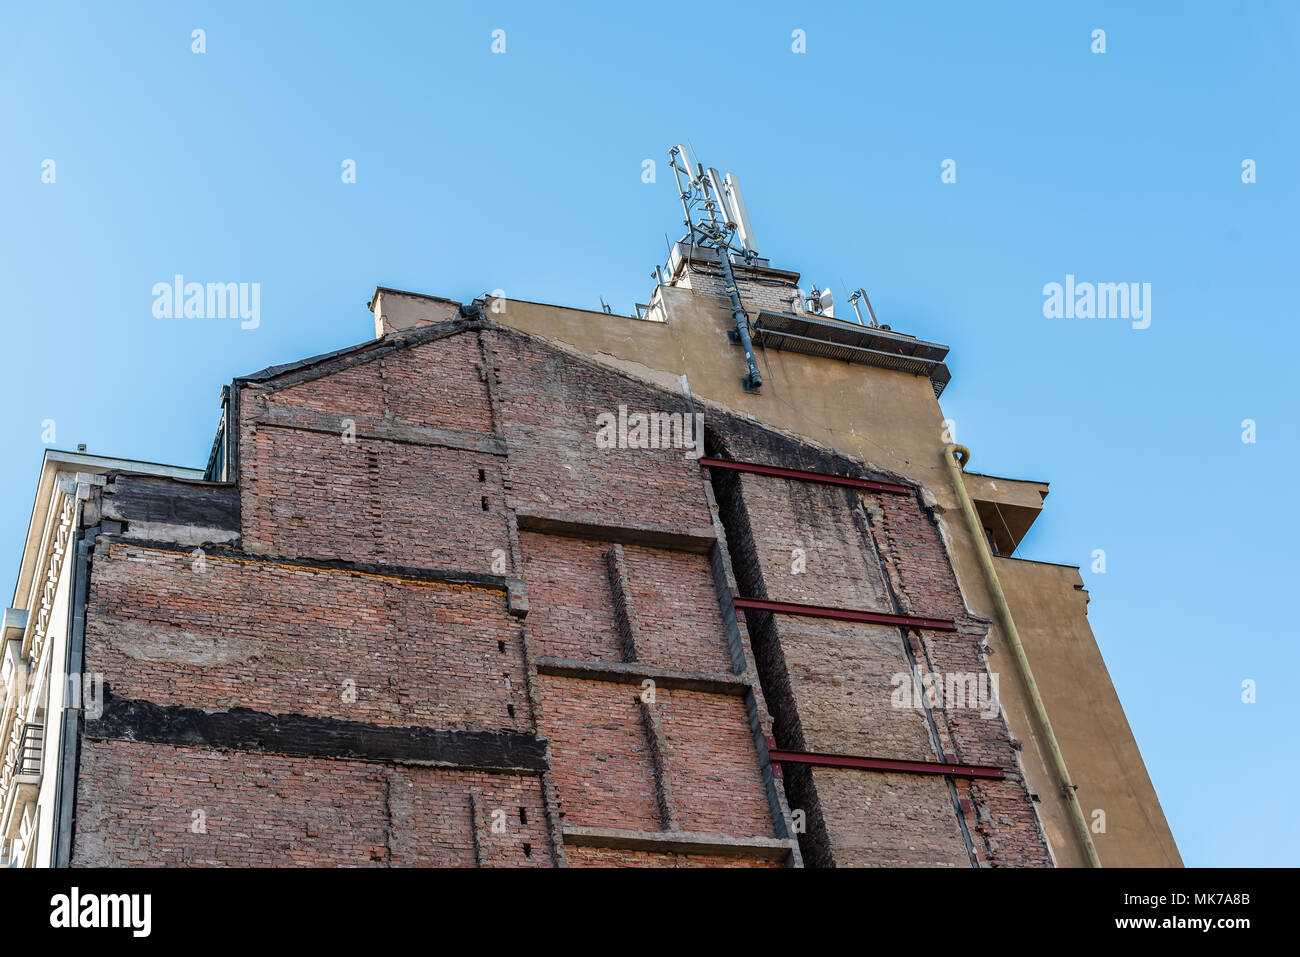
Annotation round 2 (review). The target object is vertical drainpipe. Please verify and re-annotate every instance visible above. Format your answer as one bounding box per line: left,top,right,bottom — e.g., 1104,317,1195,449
716,247,762,390
51,522,94,868
942,444,1102,868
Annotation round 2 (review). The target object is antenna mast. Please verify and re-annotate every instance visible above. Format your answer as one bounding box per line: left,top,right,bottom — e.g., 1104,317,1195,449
668,144,762,390
848,288,881,328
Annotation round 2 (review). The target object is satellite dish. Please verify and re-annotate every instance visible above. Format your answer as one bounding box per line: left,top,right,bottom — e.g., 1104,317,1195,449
818,288,835,318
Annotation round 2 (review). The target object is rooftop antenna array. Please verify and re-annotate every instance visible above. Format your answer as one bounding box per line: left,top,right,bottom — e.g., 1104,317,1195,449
805,283,836,319
848,287,881,328
668,144,762,390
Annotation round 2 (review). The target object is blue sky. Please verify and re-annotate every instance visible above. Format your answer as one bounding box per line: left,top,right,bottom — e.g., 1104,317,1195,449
2,1,1296,866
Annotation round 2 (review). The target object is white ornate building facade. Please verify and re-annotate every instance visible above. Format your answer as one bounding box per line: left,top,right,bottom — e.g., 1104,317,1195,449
0,450,201,867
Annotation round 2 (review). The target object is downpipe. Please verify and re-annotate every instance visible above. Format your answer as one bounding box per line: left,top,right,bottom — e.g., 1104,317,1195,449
942,443,1102,868
716,247,762,390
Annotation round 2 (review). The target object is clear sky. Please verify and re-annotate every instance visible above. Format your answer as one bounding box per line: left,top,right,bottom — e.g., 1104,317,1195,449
2,1,1296,866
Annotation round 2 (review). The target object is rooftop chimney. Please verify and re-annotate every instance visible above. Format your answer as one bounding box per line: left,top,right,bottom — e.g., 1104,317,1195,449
368,288,462,338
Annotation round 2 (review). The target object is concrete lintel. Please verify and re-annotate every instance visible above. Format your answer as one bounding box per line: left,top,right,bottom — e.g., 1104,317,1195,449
515,511,716,553
255,404,507,457
562,825,795,861
102,538,518,598
534,657,748,695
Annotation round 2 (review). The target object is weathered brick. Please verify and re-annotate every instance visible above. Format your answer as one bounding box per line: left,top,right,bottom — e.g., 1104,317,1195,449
69,318,1049,868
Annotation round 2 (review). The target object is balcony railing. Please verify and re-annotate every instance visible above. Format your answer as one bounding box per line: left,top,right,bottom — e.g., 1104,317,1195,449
16,725,41,777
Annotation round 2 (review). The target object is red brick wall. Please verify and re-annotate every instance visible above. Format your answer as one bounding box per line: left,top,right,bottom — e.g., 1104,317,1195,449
73,741,549,867
520,532,732,674
866,494,1051,866
534,677,773,838
869,491,967,622
518,534,625,663
518,510,778,865
653,687,773,835
728,476,892,610
621,546,736,674
486,331,713,534
71,319,1050,867
565,847,781,868
239,413,510,572
535,676,663,831
85,543,528,732
270,331,495,436
773,617,933,758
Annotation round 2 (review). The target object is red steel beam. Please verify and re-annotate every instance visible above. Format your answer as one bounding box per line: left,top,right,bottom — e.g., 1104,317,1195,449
732,596,957,633
767,748,1005,780
698,456,911,495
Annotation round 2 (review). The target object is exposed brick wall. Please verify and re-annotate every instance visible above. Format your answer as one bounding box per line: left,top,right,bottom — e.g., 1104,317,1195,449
565,846,781,868
622,546,734,673
707,430,1051,867
520,532,732,674
866,495,1051,866
773,617,934,759
70,317,1051,868
519,515,780,865
726,475,892,610
713,472,973,865
86,543,528,733
706,468,807,754
654,688,774,836
238,411,510,572
519,533,624,663
485,330,713,535
535,675,662,831
535,677,772,835
269,331,495,436
811,769,969,867
869,492,968,622
73,740,549,867
677,264,802,316
965,777,1054,866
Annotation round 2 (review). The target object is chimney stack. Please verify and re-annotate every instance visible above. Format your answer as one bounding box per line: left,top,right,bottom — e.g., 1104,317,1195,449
368,288,462,338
